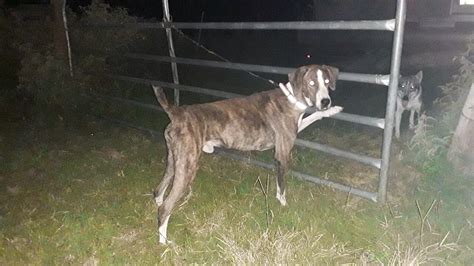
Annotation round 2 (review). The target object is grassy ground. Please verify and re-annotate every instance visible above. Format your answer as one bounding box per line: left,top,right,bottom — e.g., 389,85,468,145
1,116,472,264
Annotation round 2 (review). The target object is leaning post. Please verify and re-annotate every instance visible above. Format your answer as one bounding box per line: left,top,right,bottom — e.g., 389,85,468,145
162,0,180,106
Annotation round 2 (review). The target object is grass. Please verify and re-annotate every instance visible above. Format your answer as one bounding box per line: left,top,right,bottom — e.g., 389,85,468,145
1,117,472,264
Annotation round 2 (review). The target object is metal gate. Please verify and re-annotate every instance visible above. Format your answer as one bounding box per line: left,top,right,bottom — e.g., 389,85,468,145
85,0,406,203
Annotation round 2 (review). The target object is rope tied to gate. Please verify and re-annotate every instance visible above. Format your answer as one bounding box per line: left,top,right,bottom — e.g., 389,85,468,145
171,26,277,86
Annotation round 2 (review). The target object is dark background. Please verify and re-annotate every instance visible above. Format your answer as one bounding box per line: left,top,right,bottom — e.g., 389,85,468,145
3,0,469,118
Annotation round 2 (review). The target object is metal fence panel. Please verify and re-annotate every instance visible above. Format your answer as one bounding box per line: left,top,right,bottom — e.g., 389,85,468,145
86,90,382,169
85,110,380,202
87,19,396,31
125,53,391,86
81,0,406,203
97,73,386,129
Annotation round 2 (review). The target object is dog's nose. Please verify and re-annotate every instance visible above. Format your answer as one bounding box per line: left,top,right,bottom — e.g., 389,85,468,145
402,96,409,101
321,98,331,109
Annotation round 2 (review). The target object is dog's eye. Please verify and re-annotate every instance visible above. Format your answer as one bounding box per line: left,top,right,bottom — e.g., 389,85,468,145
324,79,329,84
309,80,315,86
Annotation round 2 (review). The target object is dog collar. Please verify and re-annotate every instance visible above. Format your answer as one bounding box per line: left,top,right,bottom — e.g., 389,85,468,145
278,82,308,111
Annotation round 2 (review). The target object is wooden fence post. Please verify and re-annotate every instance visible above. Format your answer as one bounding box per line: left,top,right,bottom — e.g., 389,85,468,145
51,0,67,58
448,82,474,175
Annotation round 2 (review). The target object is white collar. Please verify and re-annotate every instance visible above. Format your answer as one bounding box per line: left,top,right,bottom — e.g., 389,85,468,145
278,82,308,111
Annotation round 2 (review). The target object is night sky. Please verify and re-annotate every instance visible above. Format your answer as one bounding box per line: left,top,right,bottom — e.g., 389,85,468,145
3,0,401,22
66,0,314,22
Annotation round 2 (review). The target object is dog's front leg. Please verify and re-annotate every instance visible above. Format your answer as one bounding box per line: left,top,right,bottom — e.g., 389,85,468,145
409,109,416,129
297,106,343,133
274,159,288,206
274,136,295,206
415,106,421,126
411,106,422,129
395,107,403,139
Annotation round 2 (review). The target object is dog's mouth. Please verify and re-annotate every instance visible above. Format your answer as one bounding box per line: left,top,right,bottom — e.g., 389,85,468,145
402,99,409,107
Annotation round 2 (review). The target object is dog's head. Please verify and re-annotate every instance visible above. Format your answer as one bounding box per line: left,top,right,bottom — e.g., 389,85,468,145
398,71,423,107
288,65,339,110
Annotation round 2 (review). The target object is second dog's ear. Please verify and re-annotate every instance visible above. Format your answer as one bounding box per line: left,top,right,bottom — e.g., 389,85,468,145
415,71,423,83
322,65,339,91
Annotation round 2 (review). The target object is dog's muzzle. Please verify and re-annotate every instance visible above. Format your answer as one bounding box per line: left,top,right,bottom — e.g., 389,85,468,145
402,96,409,107
320,98,331,110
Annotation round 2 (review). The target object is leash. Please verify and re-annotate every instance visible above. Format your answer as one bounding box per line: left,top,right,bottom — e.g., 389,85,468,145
161,27,319,114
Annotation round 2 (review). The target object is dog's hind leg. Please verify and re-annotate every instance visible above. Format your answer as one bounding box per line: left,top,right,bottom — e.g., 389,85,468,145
157,144,199,244
154,146,174,207
154,130,175,207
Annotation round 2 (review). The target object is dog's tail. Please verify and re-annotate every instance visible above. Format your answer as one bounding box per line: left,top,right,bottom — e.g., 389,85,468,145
152,85,174,116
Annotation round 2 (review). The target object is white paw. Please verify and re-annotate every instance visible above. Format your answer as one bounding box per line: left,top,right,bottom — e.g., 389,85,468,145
276,192,287,206
324,106,343,117
159,237,172,245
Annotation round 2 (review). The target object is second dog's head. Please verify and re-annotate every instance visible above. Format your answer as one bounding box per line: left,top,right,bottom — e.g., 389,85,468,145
288,65,339,110
398,71,423,107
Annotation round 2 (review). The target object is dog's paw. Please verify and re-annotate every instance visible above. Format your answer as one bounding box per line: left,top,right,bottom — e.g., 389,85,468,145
159,238,173,245
276,192,288,206
323,106,343,117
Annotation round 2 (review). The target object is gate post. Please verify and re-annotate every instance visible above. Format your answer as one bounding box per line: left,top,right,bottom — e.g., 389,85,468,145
378,0,406,203
162,0,180,106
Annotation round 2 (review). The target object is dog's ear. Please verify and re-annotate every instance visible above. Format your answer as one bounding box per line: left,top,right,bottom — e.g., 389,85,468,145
322,65,339,91
288,66,310,88
415,71,423,83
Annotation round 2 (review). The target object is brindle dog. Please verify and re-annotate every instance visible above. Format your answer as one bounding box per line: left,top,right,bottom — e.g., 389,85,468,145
152,65,342,244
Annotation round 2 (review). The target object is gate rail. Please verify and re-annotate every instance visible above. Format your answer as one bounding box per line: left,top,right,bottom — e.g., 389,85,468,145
83,0,406,203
